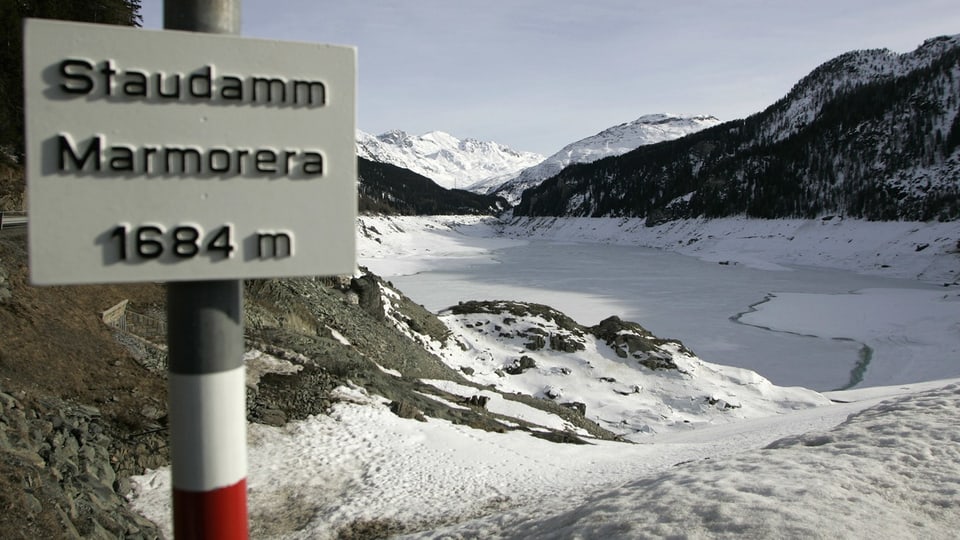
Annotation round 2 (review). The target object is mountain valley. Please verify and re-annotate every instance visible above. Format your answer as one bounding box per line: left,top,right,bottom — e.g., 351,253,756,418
1,21,959,538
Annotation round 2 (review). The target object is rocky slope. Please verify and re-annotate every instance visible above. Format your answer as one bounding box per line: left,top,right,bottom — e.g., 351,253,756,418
0,228,169,538
0,229,615,537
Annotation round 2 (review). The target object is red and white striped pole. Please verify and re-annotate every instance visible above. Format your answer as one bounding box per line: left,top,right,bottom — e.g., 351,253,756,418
164,4,246,538
167,280,247,538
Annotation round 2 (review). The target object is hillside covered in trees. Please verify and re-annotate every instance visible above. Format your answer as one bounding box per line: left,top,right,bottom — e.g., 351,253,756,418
514,35,960,224
358,157,508,215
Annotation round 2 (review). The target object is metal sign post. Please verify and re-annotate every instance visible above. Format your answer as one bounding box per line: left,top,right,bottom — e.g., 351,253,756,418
167,280,246,538
163,2,247,538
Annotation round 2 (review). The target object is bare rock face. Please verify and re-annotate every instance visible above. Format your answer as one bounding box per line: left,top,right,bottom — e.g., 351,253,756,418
549,332,585,353
504,355,537,375
0,391,163,539
0,265,10,303
590,316,682,371
561,401,587,416
389,400,426,422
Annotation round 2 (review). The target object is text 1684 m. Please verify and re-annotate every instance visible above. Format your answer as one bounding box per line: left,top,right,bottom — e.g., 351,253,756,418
109,224,294,261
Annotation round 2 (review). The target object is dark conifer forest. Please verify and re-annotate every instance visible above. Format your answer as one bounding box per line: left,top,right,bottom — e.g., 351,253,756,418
358,157,508,215
0,1,143,160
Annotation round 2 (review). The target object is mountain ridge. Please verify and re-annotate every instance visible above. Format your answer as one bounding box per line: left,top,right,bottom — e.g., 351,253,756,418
514,34,960,223
480,113,721,204
759,35,960,145
357,157,507,215
356,129,544,191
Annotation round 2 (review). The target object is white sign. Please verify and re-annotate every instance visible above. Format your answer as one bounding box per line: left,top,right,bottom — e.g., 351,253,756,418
24,19,356,285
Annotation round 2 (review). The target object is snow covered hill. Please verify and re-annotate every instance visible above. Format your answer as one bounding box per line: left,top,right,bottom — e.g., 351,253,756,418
356,129,544,190
762,34,960,144
481,113,720,204
354,259,829,440
133,377,960,539
427,301,828,440
355,115,717,206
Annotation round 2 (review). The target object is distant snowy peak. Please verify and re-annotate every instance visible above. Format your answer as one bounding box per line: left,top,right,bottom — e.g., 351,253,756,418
486,113,720,203
356,129,544,190
553,113,721,166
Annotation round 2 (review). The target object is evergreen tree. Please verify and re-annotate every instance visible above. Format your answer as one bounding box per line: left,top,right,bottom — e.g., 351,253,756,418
0,0,142,161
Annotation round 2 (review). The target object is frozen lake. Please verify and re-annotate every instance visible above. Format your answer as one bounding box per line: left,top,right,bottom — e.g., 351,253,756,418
386,240,950,391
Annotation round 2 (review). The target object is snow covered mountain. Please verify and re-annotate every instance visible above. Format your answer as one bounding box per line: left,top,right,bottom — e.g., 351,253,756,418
515,34,960,222
761,35,960,144
356,129,544,191
480,113,720,204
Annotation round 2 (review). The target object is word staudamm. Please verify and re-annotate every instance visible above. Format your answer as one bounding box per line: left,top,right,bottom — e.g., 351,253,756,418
59,59,326,107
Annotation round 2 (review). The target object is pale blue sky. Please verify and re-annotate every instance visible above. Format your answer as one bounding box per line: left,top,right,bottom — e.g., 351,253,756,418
142,1,960,155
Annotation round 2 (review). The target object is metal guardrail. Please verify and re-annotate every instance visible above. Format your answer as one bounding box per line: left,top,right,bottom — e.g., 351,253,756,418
0,211,27,229
102,299,168,344
102,299,169,372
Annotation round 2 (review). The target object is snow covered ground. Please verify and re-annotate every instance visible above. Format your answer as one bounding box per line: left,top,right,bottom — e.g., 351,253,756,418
500,215,960,284
357,214,960,284
357,216,526,277
422,382,960,539
131,379,960,538
425,303,831,440
130,215,960,538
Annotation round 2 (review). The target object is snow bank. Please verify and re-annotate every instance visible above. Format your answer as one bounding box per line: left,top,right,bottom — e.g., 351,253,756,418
357,214,959,283
357,215,527,276
502,216,960,284
413,383,960,539
129,381,960,539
